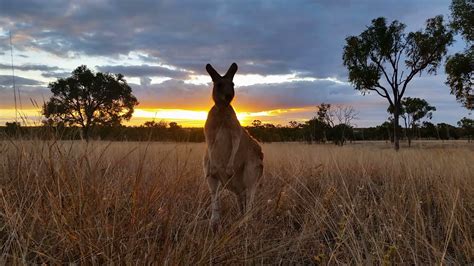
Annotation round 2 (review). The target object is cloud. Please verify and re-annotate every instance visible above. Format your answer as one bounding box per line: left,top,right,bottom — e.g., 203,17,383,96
131,77,367,112
0,85,49,109
96,64,190,79
140,76,151,86
0,63,61,72
40,71,71,79
131,79,211,109
234,79,364,111
0,63,68,79
0,0,453,78
0,75,43,86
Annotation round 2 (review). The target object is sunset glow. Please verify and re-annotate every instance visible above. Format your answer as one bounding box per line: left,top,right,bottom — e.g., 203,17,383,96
0,107,314,127
130,107,313,127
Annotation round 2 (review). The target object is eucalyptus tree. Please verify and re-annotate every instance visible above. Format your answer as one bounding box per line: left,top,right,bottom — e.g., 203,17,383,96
43,65,138,140
445,0,473,110
343,16,453,150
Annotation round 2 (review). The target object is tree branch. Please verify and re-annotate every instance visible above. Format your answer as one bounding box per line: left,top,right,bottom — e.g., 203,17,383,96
371,55,395,89
372,83,394,107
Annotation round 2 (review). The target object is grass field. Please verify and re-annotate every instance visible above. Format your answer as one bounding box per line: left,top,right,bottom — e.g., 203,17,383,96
0,140,473,264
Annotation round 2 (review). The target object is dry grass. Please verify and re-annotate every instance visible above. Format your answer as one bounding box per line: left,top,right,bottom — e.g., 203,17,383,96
0,140,473,264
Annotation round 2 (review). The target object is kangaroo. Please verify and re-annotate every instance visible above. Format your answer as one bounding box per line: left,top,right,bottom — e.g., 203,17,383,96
203,62,263,231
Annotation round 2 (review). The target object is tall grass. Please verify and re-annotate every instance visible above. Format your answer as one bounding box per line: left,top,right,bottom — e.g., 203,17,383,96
0,140,472,264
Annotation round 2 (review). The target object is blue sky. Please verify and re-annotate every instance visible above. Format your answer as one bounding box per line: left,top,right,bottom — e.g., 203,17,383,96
0,0,470,126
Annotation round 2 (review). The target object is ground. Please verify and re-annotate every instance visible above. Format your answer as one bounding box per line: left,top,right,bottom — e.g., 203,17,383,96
0,140,473,264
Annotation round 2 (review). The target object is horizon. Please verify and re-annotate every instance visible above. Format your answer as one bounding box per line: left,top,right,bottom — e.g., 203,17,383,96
0,0,471,127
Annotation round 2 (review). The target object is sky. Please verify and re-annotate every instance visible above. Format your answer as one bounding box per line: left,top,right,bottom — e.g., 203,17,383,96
0,0,471,127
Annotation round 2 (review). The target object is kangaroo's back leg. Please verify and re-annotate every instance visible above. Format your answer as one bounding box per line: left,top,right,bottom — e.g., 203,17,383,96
204,152,221,232
242,156,264,213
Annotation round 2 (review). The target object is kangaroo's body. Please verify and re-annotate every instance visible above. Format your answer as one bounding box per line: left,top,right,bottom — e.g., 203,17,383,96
203,63,263,231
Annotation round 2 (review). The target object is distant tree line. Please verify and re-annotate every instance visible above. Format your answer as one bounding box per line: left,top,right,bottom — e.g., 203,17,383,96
2,116,473,143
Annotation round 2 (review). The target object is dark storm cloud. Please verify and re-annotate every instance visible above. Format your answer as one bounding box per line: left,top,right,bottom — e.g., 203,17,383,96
0,0,451,77
96,64,190,79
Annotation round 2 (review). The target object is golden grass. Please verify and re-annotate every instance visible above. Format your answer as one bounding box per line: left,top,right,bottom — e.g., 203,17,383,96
0,140,473,264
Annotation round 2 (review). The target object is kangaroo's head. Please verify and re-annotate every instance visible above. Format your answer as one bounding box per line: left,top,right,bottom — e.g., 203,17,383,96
206,63,238,107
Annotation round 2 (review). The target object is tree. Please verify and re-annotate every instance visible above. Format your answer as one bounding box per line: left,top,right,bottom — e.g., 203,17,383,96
389,97,436,146
316,103,332,124
420,121,438,139
303,118,327,143
43,65,138,140
168,122,182,130
445,0,473,110
288,120,301,128
437,123,459,140
328,105,358,145
315,103,332,141
458,117,474,142
343,16,453,150
376,121,394,142
5,122,21,136
251,120,263,128
143,120,167,128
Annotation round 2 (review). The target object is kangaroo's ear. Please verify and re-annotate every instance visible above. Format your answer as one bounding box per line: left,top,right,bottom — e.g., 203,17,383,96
206,64,221,82
223,62,238,80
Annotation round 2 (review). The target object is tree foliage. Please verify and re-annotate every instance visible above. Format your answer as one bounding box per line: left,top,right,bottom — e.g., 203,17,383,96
389,97,436,146
392,97,437,126
43,65,138,140
446,0,473,110
343,16,453,150
458,117,474,141
450,0,474,41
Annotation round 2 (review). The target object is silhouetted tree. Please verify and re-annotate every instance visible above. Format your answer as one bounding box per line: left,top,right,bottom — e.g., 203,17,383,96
389,97,436,146
329,105,358,145
143,120,167,128
316,103,332,124
288,121,302,128
5,122,21,137
329,124,354,146
343,16,453,150
377,121,394,142
251,120,263,128
315,103,332,141
43,65,138,140
420,121,438,139
446,0,473,110
437,123,459,140
303,118,327,143
458,117,474,142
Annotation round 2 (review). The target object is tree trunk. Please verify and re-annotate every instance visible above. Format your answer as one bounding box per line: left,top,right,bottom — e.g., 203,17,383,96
407,124,412,147
340,130,345,146
393,107,400,151
83,125,90,141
